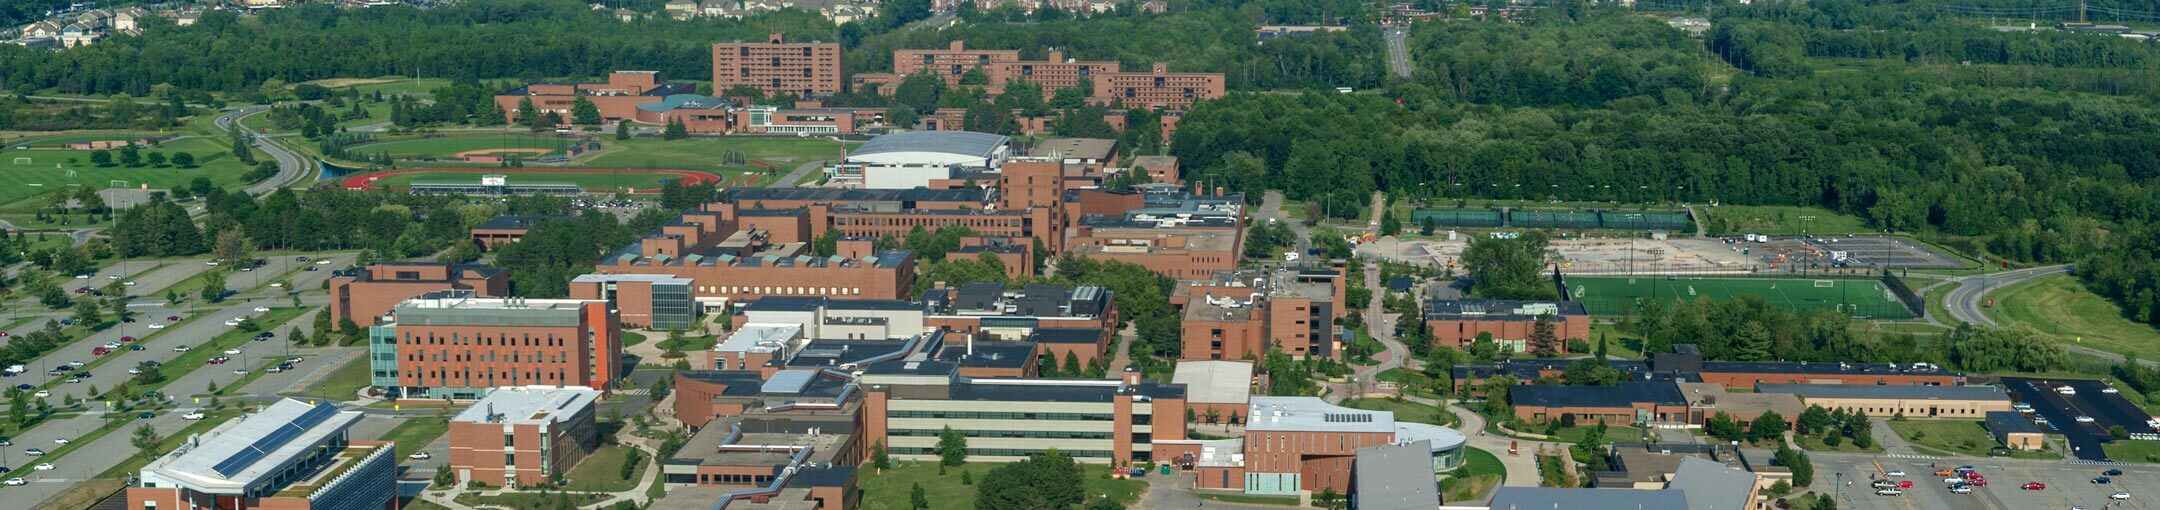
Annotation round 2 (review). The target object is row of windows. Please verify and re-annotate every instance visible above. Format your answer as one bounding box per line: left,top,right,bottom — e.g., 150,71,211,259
892,447,1112,458
399,368,571,383
739,68,819,78
702,285,863,296
405,351,569,363
890,428,1112,440
835,217,1026,229
890,410,1114,421
402,334,569,347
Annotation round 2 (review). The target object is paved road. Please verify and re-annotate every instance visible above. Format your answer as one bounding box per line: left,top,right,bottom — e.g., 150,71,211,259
1384,29,1413,78
1255,191,1311,256
214,107,309,196
1941,264,2071,327
768,159,828,188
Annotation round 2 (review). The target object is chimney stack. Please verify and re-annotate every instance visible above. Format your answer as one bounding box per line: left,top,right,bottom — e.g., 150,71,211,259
1122,366,1142,386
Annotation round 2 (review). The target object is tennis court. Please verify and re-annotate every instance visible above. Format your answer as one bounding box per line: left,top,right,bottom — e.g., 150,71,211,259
1566,276,1914,319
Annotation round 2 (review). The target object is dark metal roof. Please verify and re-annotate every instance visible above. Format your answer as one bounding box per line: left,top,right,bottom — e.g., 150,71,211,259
475,215,575,231
1755,383,2008,401
1511,381,1686,408
1426,299,1587,320
722,186,989,204
1986,411,2042,435
850,130,1009,159
1031,328,1103,344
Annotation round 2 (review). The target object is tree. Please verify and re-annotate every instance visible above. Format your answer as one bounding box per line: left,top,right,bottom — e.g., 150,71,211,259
973,449,1083,510
663,117,688,140
910,483,929,510
199,270,227,302
146,152,167,167
89,149,113,167
72,296,103,326
8,392,27,426
571,95,602,125
1774,443,1813,487
1461,231,1556,300
1748,411,1786,443
1527,314,1559,358
119,146,142,167
132,422,163,459
1316,488,1345,510
871,440,892,471
1705,412,1742,441
1796,405,1831,436
937,425,968,466
171,152,196,168
516,97,540,128
615,119,631,140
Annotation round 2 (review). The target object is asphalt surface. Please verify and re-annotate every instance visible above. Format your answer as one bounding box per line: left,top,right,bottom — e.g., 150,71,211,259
1941,264,2071,327
1384,29,1413,78
1817,452,2155,510
213,107,309,196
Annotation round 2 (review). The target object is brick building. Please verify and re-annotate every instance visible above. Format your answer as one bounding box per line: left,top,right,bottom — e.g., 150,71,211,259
861,41,1224,109
470,215,573,250
1093,62,1227,109
448,386,602,487
495,71,694,125
1510,381,1690,426
1065,186,1246,280
368,290,623,400
1171,268,1344,360
130,400,396,510
860,362,1186,466
591,212,919,303
1652,345,1962,389
328,262,509,326
1755,383,2013,419
567,273,700,330
712,33,843,97
1164,397,1468,497
1424,299,1590,352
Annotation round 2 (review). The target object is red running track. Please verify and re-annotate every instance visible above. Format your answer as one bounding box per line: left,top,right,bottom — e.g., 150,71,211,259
341,168,734,194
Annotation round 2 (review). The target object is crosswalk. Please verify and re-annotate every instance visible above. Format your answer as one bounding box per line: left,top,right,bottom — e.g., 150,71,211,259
1886,453,1942,460
615,388,650,396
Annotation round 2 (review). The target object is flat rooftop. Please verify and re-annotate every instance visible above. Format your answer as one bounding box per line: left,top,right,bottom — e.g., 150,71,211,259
716,324,804,354
571,273,694,285
1513,381,1686,408
1756,383,2009,401
1172,360,1254,405
145,399,361,492
1245,396,1394,434
1027,138,1116,160
452,386,600,426
1425,298,1588,320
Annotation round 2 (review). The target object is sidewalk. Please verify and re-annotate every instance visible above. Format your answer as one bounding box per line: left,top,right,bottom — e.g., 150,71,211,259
416,412,664,509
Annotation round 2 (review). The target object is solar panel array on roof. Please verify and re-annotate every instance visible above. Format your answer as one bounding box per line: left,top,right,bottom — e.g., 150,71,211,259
212,404,338,477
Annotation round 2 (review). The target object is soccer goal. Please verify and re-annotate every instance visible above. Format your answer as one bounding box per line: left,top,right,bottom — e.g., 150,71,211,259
109,180,128,189
1814,280,1836,288
11,157,29,165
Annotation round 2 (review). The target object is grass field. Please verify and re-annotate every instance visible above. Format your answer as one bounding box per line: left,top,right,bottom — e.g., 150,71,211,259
1440,447,1504,502
350,135,577,159
0,136,261,207
381,415,452,458
856,461,1145,510
1342,398,1457,427
1566,275,1914,319
242,101,395,133
561,445,647,492
1701,205,1873,236
1887,419,2057,459
302,354,374,401
1988,274,2160,360
362,168,695,191
2,131,163,148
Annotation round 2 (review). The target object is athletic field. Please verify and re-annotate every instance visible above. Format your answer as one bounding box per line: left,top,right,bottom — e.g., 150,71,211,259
348,135,575,159
1566,276,1914,319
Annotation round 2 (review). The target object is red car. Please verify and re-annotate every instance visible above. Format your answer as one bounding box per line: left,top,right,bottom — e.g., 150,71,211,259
166,315,181,321
2023,482,2046,491
91,347,109,356
119,336,136,343
1896,480,1914,488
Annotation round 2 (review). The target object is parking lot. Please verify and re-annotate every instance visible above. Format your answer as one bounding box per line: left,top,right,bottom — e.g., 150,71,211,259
2005,377,2158,461
1818,454,2158,510
1802,235,1967,269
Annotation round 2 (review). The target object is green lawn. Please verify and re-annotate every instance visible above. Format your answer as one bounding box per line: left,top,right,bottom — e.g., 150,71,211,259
1341,398,1456,427
350,135,578,159
855,461,1145,510
300,352,371,399
1887,419,2057,459
1797,434,1885,453
313,77,455,97
1589,324,1646,359
364,169,696,191
1989,274,2160,360
561,445,647,492
620,331,647,348
453,492,606,508
1545,424,1646,444
1440,447,1504,502
1195,493,1299,505
380,415,452,459
242,101,395,133
1566,275,1912,319
2105,439,2160,463
2,130,166,148
655,333,719,353
0,136,263,208
1375,368,1445,399
1701,205,1874,236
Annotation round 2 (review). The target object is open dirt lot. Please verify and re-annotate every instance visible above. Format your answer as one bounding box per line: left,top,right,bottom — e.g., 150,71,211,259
1358,235,1760,275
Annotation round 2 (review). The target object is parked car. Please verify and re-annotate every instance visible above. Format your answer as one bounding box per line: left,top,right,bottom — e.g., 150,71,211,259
32,463,52,471
4,478,24,486
182,412,205,420
1950,486,1973,494
172,345,190,352
252,306,270,313
119,336,135,343
1888,470,1907,477
2114,492,2132,500
23,448,43,456
1875,488,1902,496
2023,482,2046,490
2106,469,2125,476
147,323,166,329
409,452,431,460
2095,477,2113,484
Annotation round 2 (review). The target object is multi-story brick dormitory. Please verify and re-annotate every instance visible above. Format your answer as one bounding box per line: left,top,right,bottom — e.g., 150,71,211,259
587,203,920,304
367,290,624,400
711,33,843,97
1170,267,1348,360
1064,185,1247,280
329,262,510,326
851,41,1225,109
495,71,695,125
1423,298,1591,352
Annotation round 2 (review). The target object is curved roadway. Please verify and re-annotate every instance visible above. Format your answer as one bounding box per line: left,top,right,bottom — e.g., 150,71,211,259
1940,264,2072,327
214,106,310,196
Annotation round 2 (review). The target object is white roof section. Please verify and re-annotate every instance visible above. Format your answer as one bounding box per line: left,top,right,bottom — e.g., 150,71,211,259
146,399,360,493
572,273,693,284
1394,422,1469,452
846,130,1009,166
715,323,804,354
452,386,600,426
1172,360,1253,404
1245,396,1395,434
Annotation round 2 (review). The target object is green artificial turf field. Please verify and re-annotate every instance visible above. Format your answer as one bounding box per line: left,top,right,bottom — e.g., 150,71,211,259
1566,275,1913,319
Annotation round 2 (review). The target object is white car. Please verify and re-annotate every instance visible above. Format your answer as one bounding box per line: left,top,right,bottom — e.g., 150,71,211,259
231,368,248,374
181,412,205,420
147,323,166,329
1887,470,1906,477
65,361,84,368
1950,486,1972,494
223,318,242,327
3,478,23,485
1945,477,1966,484
22,448,42,456
53,438,69,445
123,281,136,286
316,259,332,265
72,274,88,280
32,391,48,398
2105,387,2121,394
408,452,431,460
224,348,242,355
172,345,189,352
252,307,270,313
127,368,141,375
265,366,283,373
205,261,219,266
1875,488,1902,496
2078,416,2097,423
32,463,52,471
2114,492,2133,500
